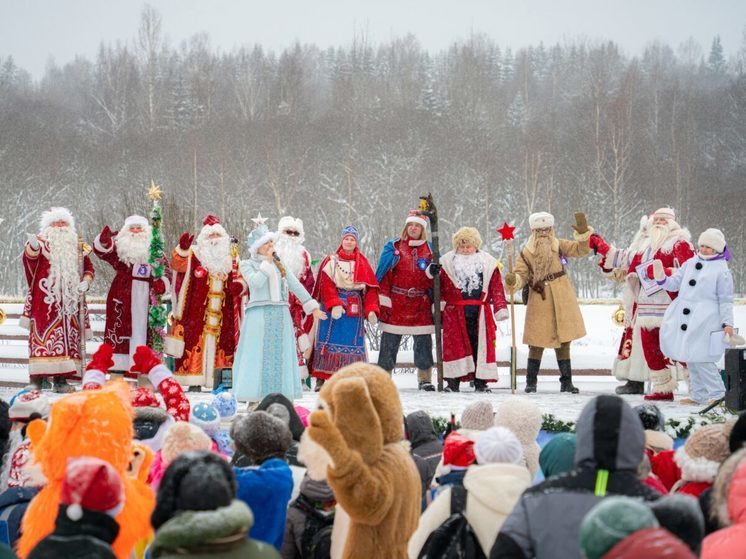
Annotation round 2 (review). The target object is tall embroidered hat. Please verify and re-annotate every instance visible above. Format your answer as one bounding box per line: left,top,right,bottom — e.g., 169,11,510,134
248,214,278,257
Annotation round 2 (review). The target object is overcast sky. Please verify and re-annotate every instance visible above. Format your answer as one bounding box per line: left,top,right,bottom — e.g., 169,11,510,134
2,0,745,79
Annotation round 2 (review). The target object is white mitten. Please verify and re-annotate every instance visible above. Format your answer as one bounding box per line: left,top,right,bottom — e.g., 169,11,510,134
331,306,345,320
78,280,90,293
367,312,378,325
726,332,746,347
652,259,665,282
26,233,40,250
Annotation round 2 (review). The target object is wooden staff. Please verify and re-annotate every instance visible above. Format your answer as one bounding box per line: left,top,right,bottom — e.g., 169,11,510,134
497,223,517,394
419,194,444,391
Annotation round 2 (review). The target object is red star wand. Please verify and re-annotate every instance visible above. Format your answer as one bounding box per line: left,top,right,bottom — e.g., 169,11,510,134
497,222,518,394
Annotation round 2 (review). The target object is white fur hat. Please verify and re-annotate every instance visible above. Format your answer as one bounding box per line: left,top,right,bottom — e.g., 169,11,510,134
40,207,75,232
278,216,305,239
675,422,733,483
123,215,149,229
698,228,726,253
405,210,428,230
653,207,676,221
475,426,524,465
529,212,554,230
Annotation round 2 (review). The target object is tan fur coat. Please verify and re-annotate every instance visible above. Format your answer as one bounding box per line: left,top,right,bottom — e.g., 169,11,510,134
513,229,592,348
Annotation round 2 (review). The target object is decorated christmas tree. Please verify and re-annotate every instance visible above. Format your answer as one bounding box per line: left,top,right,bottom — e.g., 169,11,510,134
147,180,168,354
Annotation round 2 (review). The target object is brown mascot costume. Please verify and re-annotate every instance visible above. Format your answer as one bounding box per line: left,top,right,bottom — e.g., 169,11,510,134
303,363,420,559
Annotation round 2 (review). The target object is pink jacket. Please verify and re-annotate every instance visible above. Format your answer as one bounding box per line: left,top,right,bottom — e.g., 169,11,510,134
702,461,746,558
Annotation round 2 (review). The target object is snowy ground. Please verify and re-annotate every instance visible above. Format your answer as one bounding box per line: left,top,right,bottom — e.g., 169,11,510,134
0,302,743,425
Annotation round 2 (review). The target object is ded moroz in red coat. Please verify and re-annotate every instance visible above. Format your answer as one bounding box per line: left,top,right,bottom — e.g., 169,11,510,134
21,238,94,378
93,229,170,375
439,250,508,381
168,247,243,387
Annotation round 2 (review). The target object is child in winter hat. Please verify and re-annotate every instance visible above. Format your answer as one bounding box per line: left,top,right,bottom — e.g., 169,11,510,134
460,400,494,432
150,422,212,490
4,390,50,489
539,432,577,479
28,456,123,559
211,391,238,423
494,397,542,478
673,421,735,497
189,402,233,457
231,411,294,549
579,496,659,559
149,451,277,558
650,494,705,555
474,427,524,465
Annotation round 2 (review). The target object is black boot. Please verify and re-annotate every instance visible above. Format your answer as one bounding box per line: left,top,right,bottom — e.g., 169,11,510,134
444,378,460,393
615,380,645,395
525,358,540,393
419,382,436,392
474,379,491,393
558,360,579,394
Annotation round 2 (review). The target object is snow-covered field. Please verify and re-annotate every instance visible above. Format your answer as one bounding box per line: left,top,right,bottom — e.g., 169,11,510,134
0,302,743,425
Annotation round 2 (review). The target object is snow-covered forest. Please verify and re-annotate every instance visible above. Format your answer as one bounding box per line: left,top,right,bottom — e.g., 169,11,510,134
1,6,744,297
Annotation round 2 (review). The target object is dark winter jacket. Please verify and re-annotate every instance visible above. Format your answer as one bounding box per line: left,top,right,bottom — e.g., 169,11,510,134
490,395,660,559
235,458,294,550
280,476,335,559
27,505,118,559
149,500,279,559
0,543,15,559
406,410,443,487
0,486,38,549
255,393,305,466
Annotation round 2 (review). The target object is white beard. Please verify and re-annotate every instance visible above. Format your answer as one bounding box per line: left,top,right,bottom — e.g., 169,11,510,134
194,236,232,275
115,227,152,266
453,253,484,293
44,227,80,315
275,235,308,278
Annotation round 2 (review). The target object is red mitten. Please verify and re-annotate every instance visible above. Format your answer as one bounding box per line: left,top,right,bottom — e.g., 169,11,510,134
86,343,114,372
99,225,114,247
152,278,166,295
589,234,610,256
178,232,194,251
131,345,162,375
645,264,655,280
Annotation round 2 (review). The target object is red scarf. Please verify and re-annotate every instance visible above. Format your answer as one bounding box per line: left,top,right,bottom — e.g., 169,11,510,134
331,246,378,288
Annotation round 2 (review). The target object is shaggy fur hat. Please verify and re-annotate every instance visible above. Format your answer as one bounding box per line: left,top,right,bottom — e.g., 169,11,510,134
650,494,705,554
151,451,236,530
528,212,554,230
452,227,482,250
230,410,292,465
460,401,494,431
40,207,75,232
579,496,659,559
494,397,542,478
160,422,213,465
475,427,523,465
675,421,735,483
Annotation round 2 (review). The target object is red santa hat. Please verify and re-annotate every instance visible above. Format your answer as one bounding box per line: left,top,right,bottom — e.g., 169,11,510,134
9,390,50,421
405,210,428,230
203,215,221,227
653,207,676,221
441,432,476,473
60,456,125,521
39,207,75,232
123,215,149,229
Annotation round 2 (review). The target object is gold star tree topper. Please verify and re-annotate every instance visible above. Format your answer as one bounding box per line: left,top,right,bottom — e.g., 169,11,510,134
148,180,163,201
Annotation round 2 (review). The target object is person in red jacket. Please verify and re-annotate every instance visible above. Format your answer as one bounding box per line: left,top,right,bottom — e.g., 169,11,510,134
307,226,379,391
376,211,436,391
